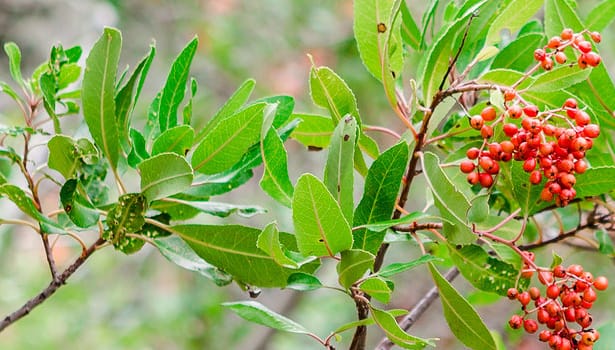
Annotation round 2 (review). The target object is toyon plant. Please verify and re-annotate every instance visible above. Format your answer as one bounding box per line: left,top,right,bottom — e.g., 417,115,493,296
1,1,615,349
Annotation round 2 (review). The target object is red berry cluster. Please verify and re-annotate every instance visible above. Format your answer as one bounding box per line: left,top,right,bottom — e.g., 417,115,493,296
534,28,602,70
459,96,600,206
507,263,608,349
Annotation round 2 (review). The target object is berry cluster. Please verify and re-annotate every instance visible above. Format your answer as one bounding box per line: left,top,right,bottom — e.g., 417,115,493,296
534,28,602,70
459,97,600,206
507,263,608,350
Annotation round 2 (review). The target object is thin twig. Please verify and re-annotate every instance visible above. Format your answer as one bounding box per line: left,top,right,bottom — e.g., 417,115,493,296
0,237,105,332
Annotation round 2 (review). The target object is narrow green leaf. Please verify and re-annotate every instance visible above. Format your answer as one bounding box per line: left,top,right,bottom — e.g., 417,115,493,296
337,249,375,290
223,301,310,334
196,79,255,144
82,27,122,169
183,77,197,125
151,125,194,156
260,127,294,207
400,2,421,50
491,33,544,71
57,63,81,90
353,142,408,253
286,273,322,291
102,193,147,254
60,179,100,228
292,173,353,257
127,128,150,167
448,244,523,296
151,198,265,219
3,42,25,88
595,230,615,256
257,222,299,268
360,277,392,303
544,0,584,39
173,224,319,287
39,72,59,131
529,65,591,92
371,306,433,349
428,263,496,350
0,81,25,106
355,211,433,232
192,103,264,174
324,116,357,223
156,36,198,132
138,153,193,202
290,113,334,149
586,0,615,31
485,0,543,45
115,45,155,151
255,95,295,129
0,184,64,234
378,255,441,278
152,235,232,286
421,1,487,104
421,152,473,244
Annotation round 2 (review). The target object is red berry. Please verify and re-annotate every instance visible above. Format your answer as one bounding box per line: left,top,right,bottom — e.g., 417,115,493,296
523,158,536,172
479,173,494,188
578,54,589,69
523,319,538,334
481,106,497,121
583,287,597,303
568,264,584,277
547,284,560,299
541,57,554,70
575,110,590,126
466,147,480,159
540,187,553,201
523,105,539,117
548,36,561,49
577,40,592,53
509,314,523,329
561,28,574,40
574,159,588,174
594,276,608,291
530,170,542,184
459,160,475,173
591,31,602,43
585,51,601,67
554,51,567,64
500,140,515,153
507,287,519,300
538,330,551,342
528,286,541,300
504,90,516,101
534,48,546,61
507,105,523,119
559,173,576,189
467,172,479,185
564,98,578,109
517,291,531,306
470,115,484,130
480,125,493,139
583,124,600,138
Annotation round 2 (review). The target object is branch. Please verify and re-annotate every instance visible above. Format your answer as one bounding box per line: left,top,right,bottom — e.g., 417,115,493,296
374,267,460,350
0,237,105,332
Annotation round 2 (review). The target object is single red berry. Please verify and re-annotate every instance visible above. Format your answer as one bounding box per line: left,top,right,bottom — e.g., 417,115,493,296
575,110,591,126
559,173,576,189
528,286,541,300
553,265,566,278
548,335,562,348
554,51,567,64
479,173,494,187
523,158,537,172
578,314,593,328
504,90,516,101
583,287,597,303
466,147,480,160
534,48,546,61
507,287,519,300
481,106,497,121
564,98,578,109
577,40,593,53
530,170,542,184
568,264,584,277
467,172,479,185
507,105,523,119
574,159,588,174
500,140,515,153
523,105,539,117
541,57,554,70
459,160,475,173
545,302,560,316
540,187,553,201
583,124,600,138
548,36,562,49
594,276,608,291
578,54,589,69
590,31,602,43
523,319,538,334
517,291,531,306
564,307,576,322
538,330,551,342
480,125,493,139
561,28,574,40
537,308,550,324
509,314,523,329
470,115,484,130
547,284,560,299
585,51,601,67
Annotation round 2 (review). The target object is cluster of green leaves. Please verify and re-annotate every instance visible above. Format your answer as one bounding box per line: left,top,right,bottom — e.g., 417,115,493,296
2,0,615,349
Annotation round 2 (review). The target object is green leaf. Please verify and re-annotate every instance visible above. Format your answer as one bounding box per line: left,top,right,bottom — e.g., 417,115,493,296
115,44,155,151
377,255,441,278
173,224,318,287
400,2,421,50
544,0,584,39
156,36,198,132
422,152,473,244
48,135,99,179
337,249,375,290
595,321,615,350
360,277,392,303
223,301,310,334
491,33,544,71
355,211,434,232
183,77,197,125
60,179,100,228
503,160,549,216
353,142,408,253
57,63,81,90
324,116,357,223
467,194,490,223
448,244,523,296
290,113,334,149
0,184,64,234
595,230,615,256
371,306,433,349
529,65,591,92
586,0,615,31
127,128,150,167
257,222,299,268
421,1,487,104
3,42,25,88
151,125,194,156
151,198,265,219
428,263,496,350
286,273,322,291
103,193,147,254
485,0,544,45
196,79,255,144
138,153,193,202
82,27,122,169
292,174,353,257
255,95,295,129
260,126,294,207
192,103,264,174
152,235,232,286
575,166,615,198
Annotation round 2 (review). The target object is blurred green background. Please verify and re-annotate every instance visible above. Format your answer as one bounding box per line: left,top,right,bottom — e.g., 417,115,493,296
0,0,613,349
